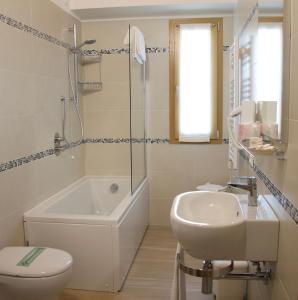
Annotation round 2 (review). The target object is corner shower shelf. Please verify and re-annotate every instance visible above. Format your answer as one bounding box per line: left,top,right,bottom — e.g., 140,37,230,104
79,81,103,92
81,53,102,65
80,50,102,92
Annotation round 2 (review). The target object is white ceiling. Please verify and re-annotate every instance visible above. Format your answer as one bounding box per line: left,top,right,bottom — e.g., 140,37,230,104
69,0,237,10
75,4,236,20
65,0,283,21
69,0,236,20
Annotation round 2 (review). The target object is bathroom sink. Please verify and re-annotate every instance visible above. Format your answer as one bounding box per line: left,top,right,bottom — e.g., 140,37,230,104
170,192,279,261
171,192,246,260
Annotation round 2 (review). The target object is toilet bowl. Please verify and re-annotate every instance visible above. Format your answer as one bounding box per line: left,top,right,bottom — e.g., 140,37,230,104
0,247,73,300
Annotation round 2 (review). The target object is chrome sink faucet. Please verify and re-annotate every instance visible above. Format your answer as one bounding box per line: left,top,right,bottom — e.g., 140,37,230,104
227,176,258,206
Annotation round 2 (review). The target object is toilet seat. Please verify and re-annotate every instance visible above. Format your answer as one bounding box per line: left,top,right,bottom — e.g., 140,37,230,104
0,247,73,278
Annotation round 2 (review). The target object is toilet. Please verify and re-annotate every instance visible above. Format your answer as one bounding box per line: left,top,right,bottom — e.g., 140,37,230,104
0,247,73,300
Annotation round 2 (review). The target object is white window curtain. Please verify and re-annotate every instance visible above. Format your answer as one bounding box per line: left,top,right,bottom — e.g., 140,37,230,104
178,23,213,143
256,22,283,126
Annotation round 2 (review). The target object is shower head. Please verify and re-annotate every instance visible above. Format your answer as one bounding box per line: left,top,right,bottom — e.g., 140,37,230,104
84,39,96,45
71,39,96,52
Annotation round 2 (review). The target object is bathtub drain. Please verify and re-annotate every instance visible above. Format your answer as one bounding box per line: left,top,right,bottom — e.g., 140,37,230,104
110,183,119,193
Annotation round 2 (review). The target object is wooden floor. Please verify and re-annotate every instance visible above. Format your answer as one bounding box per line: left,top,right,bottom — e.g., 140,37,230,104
60,226,213,300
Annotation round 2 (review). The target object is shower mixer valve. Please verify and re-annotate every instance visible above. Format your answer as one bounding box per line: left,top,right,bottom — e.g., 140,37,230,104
54,132,69,156
54,96,74,156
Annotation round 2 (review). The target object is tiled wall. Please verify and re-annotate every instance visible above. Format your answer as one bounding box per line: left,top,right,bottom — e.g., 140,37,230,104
82,17,233,225
0,1,84,248
238,1,298,299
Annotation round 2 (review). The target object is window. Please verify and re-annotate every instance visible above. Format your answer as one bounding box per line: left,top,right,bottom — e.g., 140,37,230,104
169,18,223,144
256,17,283,133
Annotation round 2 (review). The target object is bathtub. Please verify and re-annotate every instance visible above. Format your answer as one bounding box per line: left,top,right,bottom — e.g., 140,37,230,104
24,176,149,292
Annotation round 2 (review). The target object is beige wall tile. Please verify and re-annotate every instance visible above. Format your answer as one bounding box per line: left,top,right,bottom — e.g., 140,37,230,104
289,32,298,121
31,38,68,78
0,0,31,25
0,0,84,250
0,169,24,219
292,0,298,36
31,0,66,40
149,143,192,172
271,280,291,300
192,144,230,186
83,82,129,111
82,19,169,49
149,170,195,199
148,110,169,138
85,144,130,176
146,54,169,84
280,120,298,209
0,210,25,249
149,197,174,226
274,219,298,300
101,55,129,82
35,153,82,201
249,276,290,300
0,23,33,74
147,79,169,111
127,19,169,47
84,110,130,137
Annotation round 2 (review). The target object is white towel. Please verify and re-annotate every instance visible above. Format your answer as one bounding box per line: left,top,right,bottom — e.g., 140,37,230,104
196,182,227,192
124,26,146,64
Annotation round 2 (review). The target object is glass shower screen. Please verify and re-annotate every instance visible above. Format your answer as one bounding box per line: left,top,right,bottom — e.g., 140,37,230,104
129,25,147,194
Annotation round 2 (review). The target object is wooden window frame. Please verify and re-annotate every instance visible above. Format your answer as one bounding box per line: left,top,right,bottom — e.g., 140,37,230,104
169,18,224,144
258,16,283,23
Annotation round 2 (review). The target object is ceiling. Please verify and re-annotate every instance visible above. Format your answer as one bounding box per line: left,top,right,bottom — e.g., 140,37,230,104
65,0,283,21
69,0,235,20
74,4,236,20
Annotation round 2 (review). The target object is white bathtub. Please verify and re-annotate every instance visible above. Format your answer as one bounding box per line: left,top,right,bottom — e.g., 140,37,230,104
24,176,149,292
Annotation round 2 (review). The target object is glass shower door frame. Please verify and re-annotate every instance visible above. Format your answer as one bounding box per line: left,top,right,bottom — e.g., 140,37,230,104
128,24,147,195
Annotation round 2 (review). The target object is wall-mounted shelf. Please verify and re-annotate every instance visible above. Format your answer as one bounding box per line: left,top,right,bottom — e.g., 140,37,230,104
80,51,102,93
81,53,102,65
79,81,103,92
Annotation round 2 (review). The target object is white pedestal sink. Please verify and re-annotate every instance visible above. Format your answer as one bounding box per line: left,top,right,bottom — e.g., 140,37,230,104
170,191,279,261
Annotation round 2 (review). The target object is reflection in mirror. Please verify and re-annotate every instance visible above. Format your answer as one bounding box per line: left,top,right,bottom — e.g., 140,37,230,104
233,0,287,160
256,17,283,140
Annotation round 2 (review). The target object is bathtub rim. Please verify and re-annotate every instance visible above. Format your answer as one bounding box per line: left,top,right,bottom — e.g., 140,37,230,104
24,176,148,226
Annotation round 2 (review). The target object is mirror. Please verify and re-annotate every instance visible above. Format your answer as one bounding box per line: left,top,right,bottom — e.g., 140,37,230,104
233,0,287,163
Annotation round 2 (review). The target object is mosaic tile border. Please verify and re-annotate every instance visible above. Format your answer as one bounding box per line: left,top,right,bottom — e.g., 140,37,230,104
84,138,229,144
0,140,82,173
0,149,54,173
0,139,167,173
0,137,229,173
239,150,298,225
0,10,170,55
84,138,169,144
146,47,169,54
0,13,71,50
0,10,170,56
82,47,169,56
